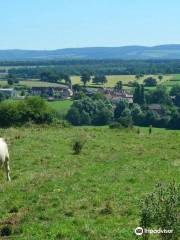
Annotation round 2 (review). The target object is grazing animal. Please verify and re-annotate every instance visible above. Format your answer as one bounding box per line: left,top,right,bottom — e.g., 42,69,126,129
0,138,11,181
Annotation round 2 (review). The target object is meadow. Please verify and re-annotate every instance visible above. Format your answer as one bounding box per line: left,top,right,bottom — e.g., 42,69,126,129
0,79,64,88
163,74,180,87
48,100,73,117
0,126,179,239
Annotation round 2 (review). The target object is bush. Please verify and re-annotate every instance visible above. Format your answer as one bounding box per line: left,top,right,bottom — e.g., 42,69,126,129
0,97,55,127
1,225,12,237
140,181,180,239
72,139,84,154
168,113,180,130
109,122,123,129
66,96,113,126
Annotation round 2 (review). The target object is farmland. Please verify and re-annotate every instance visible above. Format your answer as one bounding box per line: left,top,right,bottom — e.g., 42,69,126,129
0,79,65,88
0,74,178,90
0,126,179,239
163,74,180,87
71,74,171,88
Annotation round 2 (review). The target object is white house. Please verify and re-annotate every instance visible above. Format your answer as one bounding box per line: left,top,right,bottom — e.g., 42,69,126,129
0,88,17,98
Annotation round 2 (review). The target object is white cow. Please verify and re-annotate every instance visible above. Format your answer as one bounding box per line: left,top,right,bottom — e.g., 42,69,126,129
0,138,11,181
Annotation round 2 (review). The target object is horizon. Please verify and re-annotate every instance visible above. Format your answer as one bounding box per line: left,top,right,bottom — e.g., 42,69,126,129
1,44,180,51
1,0,180,50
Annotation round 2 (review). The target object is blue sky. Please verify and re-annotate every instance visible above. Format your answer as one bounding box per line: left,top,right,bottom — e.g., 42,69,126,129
0,0,180,49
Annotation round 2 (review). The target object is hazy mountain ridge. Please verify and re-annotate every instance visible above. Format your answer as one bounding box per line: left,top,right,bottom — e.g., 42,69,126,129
1,45,180,60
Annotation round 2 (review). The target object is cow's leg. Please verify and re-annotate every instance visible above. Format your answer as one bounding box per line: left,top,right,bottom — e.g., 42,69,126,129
5,157,11,182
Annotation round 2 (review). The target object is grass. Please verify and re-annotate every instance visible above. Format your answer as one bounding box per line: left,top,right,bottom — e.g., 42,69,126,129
71,75,171,88
2,99,72,119
0,126,179,239
0,74,173,89
163,74,180,87
47,100,72,117
0,79,65,88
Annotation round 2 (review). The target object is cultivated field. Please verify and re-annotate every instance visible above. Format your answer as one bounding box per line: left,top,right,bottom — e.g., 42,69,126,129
71,75,171,88
0,126,179,239
0,74,176,89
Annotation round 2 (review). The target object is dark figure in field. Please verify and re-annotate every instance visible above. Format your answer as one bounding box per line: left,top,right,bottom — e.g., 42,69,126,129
149,125,152,134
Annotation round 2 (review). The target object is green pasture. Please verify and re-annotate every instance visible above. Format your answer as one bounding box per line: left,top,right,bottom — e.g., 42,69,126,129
0,126,179,239
0,79,65,88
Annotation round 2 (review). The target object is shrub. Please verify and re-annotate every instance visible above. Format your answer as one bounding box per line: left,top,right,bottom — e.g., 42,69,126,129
0,97,55,127
1,225,12,237
109,122,123,129
73,139,84,154
140,181,180,240
100,202,113,215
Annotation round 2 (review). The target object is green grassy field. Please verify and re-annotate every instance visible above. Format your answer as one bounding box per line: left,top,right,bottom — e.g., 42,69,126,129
71,75,171,88
0,74,174,89
0,126,179,239
47,100,72,117
163,74,180,87
0,79,65,88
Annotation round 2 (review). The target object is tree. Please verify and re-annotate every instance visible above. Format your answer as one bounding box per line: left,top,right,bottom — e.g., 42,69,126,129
133,84,145,105
80,73,91,87
66,107,81,125
147,86,172,105
118,108,133,128
144,77,157,87
140,84,145,105
144,110,160,126
174,94,180,106
158,75,163,81
7,74,18,85
114,81,123,91
66,96,113,126
40,71,59,83
0,92,5,102
92,75,107,85
135,75,141,80
73,84,82,93
93,106,113,125
168,112,180,129
63,74,71,84
131,103,144,125
170,85,180,106
114,100,128,119
170,84,180,97
128,81,139,87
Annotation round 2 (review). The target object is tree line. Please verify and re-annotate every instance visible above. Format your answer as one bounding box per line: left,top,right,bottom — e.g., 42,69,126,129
6,59,180,78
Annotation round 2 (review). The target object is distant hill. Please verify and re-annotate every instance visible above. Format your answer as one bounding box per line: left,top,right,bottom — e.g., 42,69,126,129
1,45,180,60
